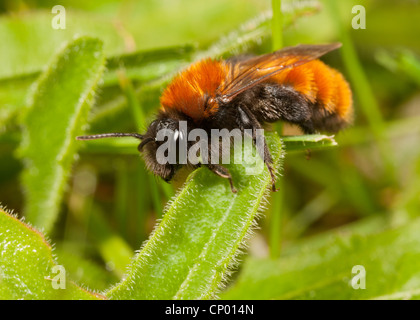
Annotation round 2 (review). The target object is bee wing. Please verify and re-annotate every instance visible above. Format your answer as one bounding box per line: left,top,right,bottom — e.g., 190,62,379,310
218,43,342,103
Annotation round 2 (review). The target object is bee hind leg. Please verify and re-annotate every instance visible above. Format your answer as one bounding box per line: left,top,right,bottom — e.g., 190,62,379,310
207,163,238,193
299,120,316,135
237,105,278,192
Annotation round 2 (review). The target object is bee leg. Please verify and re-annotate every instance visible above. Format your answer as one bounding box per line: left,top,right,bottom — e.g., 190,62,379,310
299,121,316,135
207,164,238,193
265,162,279,192
238,106,278,192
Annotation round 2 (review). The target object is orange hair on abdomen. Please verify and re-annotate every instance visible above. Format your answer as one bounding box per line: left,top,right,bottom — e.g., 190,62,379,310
271,59,353,123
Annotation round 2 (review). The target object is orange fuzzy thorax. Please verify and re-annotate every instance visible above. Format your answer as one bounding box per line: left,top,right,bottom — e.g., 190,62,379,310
160,58,227,121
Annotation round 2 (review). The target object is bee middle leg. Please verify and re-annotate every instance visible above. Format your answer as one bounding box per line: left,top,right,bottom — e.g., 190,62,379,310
207,163,237,193
237,105,279,192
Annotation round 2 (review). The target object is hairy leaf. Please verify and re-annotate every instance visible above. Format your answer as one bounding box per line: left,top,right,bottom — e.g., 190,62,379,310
106,133,283,299
0,208,103,300
17,37,106,233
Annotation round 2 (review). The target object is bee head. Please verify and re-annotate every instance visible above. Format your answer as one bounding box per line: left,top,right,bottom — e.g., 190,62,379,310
138,117,184,182
77,117,184,182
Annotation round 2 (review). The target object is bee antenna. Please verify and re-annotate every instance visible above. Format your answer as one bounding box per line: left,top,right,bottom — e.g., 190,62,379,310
76,133,144,140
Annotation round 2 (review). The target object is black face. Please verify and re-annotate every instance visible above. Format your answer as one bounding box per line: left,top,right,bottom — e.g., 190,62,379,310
76,114,191,183
138,117,184,182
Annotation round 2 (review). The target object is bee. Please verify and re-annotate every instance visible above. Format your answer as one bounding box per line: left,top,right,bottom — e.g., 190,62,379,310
77,43,352,193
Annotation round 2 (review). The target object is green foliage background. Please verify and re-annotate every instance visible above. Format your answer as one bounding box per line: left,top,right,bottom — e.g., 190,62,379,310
1,0,420,299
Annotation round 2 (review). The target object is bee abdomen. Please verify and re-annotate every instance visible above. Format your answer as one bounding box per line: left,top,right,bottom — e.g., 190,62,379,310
271,59,353,133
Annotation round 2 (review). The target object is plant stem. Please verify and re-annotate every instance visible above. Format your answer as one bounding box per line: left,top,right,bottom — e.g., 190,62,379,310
326,0,396,184
269,177,283,259
117,69,147,130
269,0,284,259
117,69,164,215
115,159,129,237
271,0,283,51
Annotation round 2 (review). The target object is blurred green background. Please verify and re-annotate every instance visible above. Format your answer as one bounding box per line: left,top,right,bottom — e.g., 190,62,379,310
0,0,420,293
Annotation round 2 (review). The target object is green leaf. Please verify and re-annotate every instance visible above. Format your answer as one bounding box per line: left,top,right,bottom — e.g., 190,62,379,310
221,218,420,300
105,133,283,300
282,134,338,152
0,207,103,300
17,37,106,233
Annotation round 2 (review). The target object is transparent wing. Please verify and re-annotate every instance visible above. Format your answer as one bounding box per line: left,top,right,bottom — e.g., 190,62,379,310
218,43,341,103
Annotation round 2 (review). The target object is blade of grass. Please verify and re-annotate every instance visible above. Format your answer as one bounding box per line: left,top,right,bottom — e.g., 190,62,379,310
269,179,284,259
67,165,133,278
326,0,396,183
117,70,148,131
84,203,133,278
376,49,420,86
114,159,130,239
284,189,338,239
269,0,284,259
222,218,420,300
199,1,319,59
148,175,163,218
268,134,338,258
117,69,173,209
104,45,195,86
271,0,283,51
